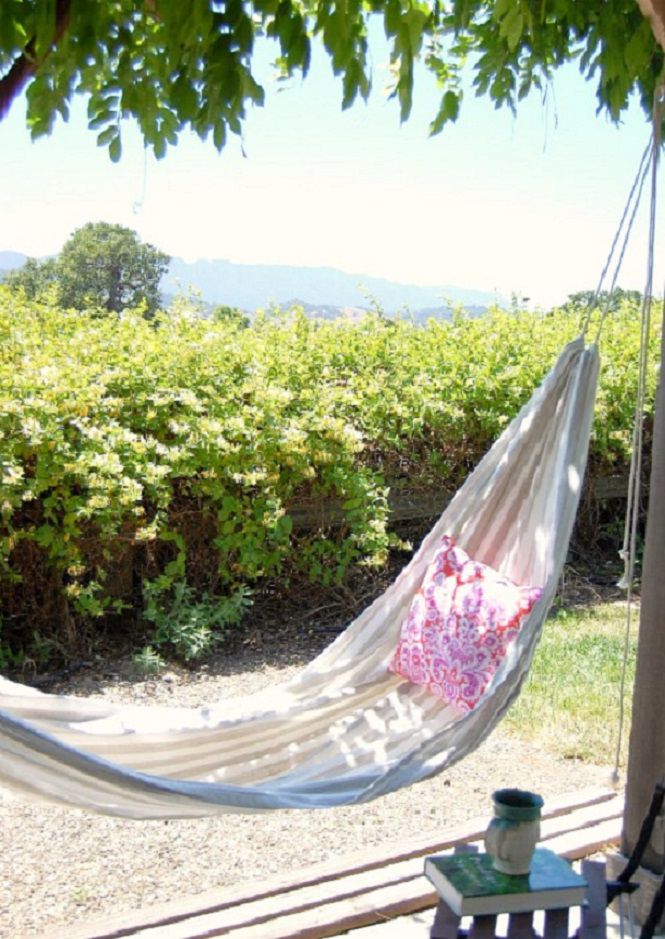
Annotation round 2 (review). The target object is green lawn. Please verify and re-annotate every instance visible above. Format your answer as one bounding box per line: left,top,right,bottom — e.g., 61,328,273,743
504,600,637,766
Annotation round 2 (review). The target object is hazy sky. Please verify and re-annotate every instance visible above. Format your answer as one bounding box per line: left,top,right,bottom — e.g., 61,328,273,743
0,34,661,308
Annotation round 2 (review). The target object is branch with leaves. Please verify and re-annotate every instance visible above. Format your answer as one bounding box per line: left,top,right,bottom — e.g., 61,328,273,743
0,1,662,160
0,0,71,120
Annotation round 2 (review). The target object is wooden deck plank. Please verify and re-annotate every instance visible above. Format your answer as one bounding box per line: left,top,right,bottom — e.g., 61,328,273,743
44,787,621,939
139,878,437,939
546,818,623,859
539,797,623,842
132,819,624,939
128,860,427,938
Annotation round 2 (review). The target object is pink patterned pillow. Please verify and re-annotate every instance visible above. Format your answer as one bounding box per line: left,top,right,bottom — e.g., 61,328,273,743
388,535,542,712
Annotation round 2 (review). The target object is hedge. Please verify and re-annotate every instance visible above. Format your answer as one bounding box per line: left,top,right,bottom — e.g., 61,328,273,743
0,288,659,664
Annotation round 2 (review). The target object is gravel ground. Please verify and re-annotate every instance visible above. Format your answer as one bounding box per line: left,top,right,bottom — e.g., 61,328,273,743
0,637,616,939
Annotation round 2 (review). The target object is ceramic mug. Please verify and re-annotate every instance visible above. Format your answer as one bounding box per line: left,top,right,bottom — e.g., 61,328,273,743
484,788,544,875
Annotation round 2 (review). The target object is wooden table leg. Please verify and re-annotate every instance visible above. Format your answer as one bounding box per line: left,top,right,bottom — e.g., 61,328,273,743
431,899,462,939
580,859,608,939
543,908,569,939
469,913,498,939
507,911,536,939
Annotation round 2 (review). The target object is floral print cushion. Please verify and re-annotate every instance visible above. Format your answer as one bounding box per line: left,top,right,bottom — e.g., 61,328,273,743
388,535,542,712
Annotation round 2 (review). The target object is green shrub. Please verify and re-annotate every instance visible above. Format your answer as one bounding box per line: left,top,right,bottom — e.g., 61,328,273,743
139,580,252,664
0,287,659,662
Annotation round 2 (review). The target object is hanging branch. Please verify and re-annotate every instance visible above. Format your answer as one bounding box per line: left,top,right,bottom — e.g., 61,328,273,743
0,0,71,121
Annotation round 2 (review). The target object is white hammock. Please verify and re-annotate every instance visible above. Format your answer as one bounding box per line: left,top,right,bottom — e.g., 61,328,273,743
0,337,599,818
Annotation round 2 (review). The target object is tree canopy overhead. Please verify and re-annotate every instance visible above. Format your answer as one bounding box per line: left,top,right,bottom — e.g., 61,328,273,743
0,1,662,161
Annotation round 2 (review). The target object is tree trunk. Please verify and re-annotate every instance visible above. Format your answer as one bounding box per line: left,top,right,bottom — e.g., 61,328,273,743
622,302,665,872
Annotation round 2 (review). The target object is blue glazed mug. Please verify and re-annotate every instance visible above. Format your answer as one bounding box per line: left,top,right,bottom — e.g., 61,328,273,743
484,788,544,875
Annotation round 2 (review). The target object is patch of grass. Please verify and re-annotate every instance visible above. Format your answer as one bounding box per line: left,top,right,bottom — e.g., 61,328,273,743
504,601,637,766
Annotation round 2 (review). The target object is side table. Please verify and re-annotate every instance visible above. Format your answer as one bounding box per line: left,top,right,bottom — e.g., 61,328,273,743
425,848,606,939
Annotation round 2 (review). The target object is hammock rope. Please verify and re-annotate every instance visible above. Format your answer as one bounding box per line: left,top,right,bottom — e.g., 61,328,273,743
576,138,652,343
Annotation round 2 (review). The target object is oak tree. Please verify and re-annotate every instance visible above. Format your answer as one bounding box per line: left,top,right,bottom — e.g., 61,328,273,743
55,222,169,315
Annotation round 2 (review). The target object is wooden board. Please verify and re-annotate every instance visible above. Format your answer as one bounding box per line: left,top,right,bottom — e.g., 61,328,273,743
287,476,628,532
46,787,622,939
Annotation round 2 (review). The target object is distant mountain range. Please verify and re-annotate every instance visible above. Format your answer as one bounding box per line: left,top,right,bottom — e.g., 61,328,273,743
165,257,496,315
0,251,29,273
0,251,496,319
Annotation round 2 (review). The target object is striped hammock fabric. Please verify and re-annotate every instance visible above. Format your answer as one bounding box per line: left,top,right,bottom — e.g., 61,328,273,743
0,338,599,818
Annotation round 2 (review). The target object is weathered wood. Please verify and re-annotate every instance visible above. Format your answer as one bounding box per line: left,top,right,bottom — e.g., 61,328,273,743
119,859,427,938
587,475,629,501
507,911,536,939
51,790,619,939
469,914,498,939
623,311,665,875
430,900,462,939
546,818,624,859
124,877,433,939
543,908,569,939
539,796,624,843
286,474,629,532
47,788,621,939
286,488,452,531
579,859,608,939
207,877,433,939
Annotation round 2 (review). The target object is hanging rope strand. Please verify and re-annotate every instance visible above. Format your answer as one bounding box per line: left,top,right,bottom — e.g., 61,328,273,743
617,166,658,592
593,151,653,343
579,140,652,339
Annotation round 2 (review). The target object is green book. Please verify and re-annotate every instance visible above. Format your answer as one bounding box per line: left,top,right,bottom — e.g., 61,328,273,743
424,848,587,917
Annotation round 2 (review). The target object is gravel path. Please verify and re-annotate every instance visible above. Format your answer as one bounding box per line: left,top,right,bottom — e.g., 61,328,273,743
0,641,616,939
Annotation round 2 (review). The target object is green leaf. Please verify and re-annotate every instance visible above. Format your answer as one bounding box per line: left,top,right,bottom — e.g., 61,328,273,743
500,8,524,52
108,134,122,162
1,0,658,150
430,89,460,135
213,121,226,150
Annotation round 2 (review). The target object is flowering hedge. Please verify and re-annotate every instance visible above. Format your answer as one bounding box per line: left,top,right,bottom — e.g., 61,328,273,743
0,288,658,662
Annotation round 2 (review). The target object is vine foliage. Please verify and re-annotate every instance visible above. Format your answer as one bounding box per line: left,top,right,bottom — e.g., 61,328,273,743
0,2,662,159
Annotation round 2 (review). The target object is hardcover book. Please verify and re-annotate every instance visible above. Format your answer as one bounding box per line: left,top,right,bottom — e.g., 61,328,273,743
424,848,587,917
